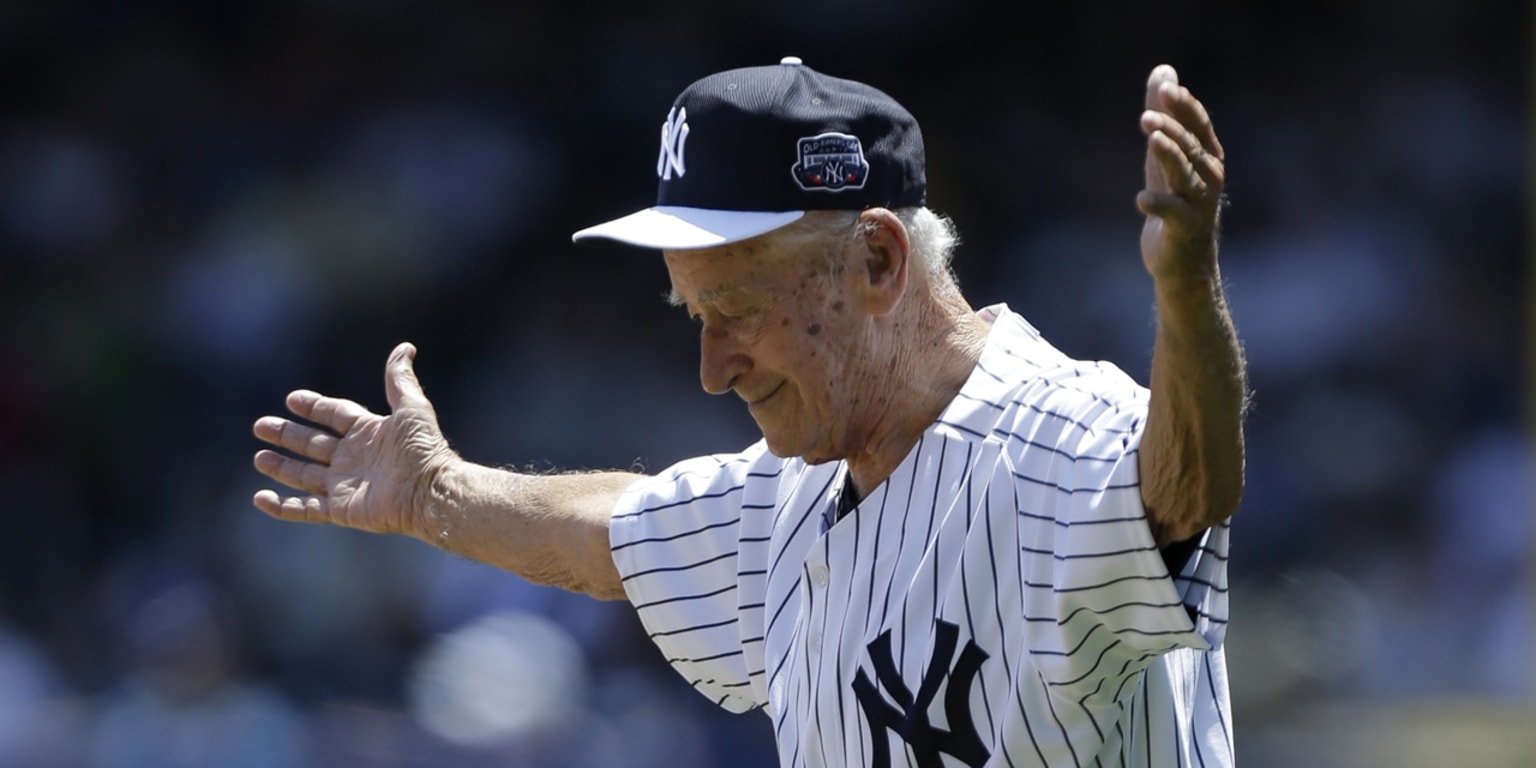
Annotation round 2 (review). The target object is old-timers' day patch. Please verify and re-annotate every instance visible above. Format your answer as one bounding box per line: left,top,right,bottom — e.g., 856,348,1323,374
791,132,869,192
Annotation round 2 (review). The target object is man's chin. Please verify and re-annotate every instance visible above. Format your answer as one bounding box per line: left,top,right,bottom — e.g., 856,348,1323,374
761,434,837,465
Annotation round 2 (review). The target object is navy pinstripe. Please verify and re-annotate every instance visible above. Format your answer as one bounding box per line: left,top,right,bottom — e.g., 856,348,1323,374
608,306,1234,766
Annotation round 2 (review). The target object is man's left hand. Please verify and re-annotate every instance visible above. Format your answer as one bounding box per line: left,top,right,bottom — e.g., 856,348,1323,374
1138,64,1225,283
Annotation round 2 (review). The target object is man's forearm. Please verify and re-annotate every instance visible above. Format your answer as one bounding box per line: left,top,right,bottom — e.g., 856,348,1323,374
415,460,640,601
1139,271,1248,547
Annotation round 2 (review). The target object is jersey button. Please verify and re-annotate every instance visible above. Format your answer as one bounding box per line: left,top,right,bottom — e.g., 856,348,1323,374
808,564,829,587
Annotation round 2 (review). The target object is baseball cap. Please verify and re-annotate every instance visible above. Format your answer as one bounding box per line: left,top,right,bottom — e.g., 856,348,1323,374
571,56,926,249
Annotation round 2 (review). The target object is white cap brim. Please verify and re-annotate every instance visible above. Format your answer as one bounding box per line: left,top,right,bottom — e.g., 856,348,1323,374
571,206,805,249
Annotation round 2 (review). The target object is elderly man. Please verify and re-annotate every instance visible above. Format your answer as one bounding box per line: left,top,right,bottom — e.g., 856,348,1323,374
254,59,1245,767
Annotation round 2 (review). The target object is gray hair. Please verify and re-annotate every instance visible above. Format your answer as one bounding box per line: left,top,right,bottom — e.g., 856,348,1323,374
664,208,963,309
799,207,961,281
895,206,961,278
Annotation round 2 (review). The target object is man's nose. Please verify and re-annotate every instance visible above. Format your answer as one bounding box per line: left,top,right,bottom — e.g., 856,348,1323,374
699,325,750,396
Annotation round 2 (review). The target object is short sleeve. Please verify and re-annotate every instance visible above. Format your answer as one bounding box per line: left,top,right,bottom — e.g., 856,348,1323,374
610,446,771,713
1010,362,1230,706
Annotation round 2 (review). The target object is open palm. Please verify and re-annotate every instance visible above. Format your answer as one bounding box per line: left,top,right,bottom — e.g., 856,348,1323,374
253,343,454,537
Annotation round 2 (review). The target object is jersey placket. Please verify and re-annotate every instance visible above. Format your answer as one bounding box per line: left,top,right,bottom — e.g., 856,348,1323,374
796,494,839,768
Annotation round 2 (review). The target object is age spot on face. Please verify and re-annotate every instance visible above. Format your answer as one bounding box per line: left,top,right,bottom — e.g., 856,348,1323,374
807,323,822,336
832,301,844,312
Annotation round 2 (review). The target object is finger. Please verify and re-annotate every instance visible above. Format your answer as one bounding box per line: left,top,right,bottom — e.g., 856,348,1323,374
1188,144,1224,192
1145,64,1178,112
287,390,372,436
1147,130,1201,193
253,489,330,524
1140,110,1203,159
252,416,340,464
1142,110,1223,189
253,449,331,495
1161,83,1224,161
385,342,431,412
1142,66,1181,192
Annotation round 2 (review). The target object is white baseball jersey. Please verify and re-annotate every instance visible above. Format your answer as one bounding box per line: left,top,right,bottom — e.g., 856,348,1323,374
610,304,1233,768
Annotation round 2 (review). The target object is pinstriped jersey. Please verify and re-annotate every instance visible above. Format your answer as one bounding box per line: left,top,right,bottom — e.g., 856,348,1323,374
610,304,1234,768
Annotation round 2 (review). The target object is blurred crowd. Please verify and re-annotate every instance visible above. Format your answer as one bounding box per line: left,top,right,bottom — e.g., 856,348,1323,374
0,2,1528,766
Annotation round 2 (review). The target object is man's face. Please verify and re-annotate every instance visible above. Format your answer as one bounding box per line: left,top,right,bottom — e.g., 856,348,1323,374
663,221,866,463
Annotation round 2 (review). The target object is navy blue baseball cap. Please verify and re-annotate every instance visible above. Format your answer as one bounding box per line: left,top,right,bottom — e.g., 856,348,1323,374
571,57,926,249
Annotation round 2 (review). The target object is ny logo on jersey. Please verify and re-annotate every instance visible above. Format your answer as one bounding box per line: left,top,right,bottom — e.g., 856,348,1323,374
853,620,990,768
656,106,689,181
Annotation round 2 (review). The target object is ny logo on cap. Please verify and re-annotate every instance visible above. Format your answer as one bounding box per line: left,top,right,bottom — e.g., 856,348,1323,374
656,106,689,181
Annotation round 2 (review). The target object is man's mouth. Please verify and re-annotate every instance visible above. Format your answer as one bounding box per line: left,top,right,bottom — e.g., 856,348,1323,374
746,382,785,410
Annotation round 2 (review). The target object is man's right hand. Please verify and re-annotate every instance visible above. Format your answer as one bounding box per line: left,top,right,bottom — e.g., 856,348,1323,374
252,342,455,538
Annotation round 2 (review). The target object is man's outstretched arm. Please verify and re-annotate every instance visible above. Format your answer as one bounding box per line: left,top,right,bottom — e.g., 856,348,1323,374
252,343,636,601
1133,65,1249,547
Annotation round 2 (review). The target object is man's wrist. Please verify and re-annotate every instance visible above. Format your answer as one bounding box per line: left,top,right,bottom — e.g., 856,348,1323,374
1151,264,1226,312
411,451,466,546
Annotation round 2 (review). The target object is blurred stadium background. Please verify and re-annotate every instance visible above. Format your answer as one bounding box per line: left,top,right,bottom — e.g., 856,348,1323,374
0,1,1529,766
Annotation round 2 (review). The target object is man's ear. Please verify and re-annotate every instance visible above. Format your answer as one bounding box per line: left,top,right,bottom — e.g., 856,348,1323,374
857,207,910,317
